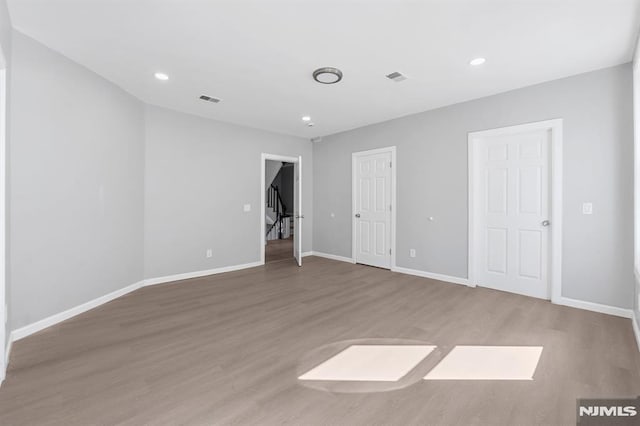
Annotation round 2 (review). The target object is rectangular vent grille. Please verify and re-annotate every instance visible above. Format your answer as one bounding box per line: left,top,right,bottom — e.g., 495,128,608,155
386,71,407,82
199,94,221,103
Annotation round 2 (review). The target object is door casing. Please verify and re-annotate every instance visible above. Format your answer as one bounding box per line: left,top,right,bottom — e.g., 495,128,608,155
260,153,302,265
351,146,397,269
468,119,563,303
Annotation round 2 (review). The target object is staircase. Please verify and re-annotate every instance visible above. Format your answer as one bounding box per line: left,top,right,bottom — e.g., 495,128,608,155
266,184,292,241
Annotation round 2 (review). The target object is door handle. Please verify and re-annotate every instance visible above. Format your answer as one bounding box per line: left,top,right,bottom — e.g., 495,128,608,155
355,213,361,218
541,220,550,227
295,215,304,219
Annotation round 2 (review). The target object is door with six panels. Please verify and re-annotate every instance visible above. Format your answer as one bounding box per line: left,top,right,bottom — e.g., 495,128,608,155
353,150,392,269
473,128,551,299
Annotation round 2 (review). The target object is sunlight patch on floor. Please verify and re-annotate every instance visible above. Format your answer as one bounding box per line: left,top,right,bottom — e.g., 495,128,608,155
298,345,436,382
424,345,543,380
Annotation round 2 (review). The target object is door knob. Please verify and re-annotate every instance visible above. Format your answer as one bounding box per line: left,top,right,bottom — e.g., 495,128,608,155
541,220,550,227
355,213,361,218
295,215,304,219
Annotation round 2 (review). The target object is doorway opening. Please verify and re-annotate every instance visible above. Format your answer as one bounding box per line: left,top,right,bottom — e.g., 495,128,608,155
260,154,303,266
265,161,294,263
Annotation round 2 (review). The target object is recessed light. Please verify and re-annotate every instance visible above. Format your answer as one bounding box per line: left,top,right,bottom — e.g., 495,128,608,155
469,58,486,66
313,67,343,84
154,72,169,81
302,116,311,122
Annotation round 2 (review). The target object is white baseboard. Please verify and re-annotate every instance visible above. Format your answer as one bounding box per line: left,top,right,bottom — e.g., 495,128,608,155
556,296,633,319
11,280,144,342
144,261,263,286
391,266,469,286
301,251,313,257
309,251,355,264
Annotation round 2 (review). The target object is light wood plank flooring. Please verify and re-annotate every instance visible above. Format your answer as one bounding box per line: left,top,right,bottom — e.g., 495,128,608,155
265,237,294,263
0,256,639,425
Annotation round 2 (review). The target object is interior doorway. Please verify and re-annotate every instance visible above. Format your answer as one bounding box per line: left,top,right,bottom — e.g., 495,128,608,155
265,160,294,263
260,154,303,266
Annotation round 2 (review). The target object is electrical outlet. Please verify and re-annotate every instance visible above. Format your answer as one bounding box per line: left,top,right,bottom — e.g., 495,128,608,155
243,204,251,212
410,249,416,258
206,249,213,258
582,202,593,215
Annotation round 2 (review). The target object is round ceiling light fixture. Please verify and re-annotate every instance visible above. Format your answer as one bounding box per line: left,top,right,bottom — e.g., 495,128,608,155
469,57,486,66
302,116,311,122
313,67,343,84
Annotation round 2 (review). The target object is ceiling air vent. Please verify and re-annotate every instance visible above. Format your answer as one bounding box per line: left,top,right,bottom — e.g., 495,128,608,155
386,71,407,82
199,94,221,103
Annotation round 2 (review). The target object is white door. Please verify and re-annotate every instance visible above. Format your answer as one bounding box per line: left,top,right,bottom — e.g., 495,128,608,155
354,151,392,269
473,128,551,299
293,157,302,266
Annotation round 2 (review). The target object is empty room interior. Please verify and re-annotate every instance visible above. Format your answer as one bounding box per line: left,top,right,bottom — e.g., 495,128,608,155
0,0,640,424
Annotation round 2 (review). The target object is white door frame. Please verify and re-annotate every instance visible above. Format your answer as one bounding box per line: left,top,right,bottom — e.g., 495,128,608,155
351,146,397,269
0,47,6,384
260,153,301,264
468,119,563,303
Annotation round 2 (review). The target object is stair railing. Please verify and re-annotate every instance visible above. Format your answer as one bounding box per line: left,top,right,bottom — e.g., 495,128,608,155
266,184,287,239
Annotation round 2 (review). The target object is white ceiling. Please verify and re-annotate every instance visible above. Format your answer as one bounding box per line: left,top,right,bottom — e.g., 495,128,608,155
7,0,640,138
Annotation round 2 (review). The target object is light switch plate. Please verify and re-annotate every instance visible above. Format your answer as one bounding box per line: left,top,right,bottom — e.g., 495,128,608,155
582,202,593,215
243,204,251,212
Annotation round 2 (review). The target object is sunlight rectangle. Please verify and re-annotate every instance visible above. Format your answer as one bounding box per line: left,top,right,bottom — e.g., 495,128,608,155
424,346,542,380
298,345,436,382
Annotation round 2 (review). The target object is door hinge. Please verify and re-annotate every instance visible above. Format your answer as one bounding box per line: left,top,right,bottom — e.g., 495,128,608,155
389,204,392,212
389,161,392,168
389,248,392,255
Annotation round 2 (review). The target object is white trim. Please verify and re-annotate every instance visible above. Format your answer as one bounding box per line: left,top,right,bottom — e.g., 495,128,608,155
11,281,144,342
351,146,397,269
4,336,10,366
556,297,632,319
0,337,10,385
309,251,356,264
468,119,563,302
391,266,469,286
0,51,7,386
301,251,313,257
144,261,263,286
633,312,640,352
260,153,301,265
8,260,266,344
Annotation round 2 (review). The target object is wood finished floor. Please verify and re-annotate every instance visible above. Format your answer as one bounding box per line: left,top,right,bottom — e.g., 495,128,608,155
265,237,294,263
1,256,639,425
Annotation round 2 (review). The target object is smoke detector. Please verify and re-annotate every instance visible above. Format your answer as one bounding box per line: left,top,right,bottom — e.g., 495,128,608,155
386,71,407,82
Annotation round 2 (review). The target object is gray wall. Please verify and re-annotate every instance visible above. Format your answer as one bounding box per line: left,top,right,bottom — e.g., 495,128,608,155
0,0,11,355
314,64,634,309
144,105,312,279
9,32,145,329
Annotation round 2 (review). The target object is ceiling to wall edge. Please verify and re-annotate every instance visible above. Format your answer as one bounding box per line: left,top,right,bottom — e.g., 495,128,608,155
7,26,638,143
